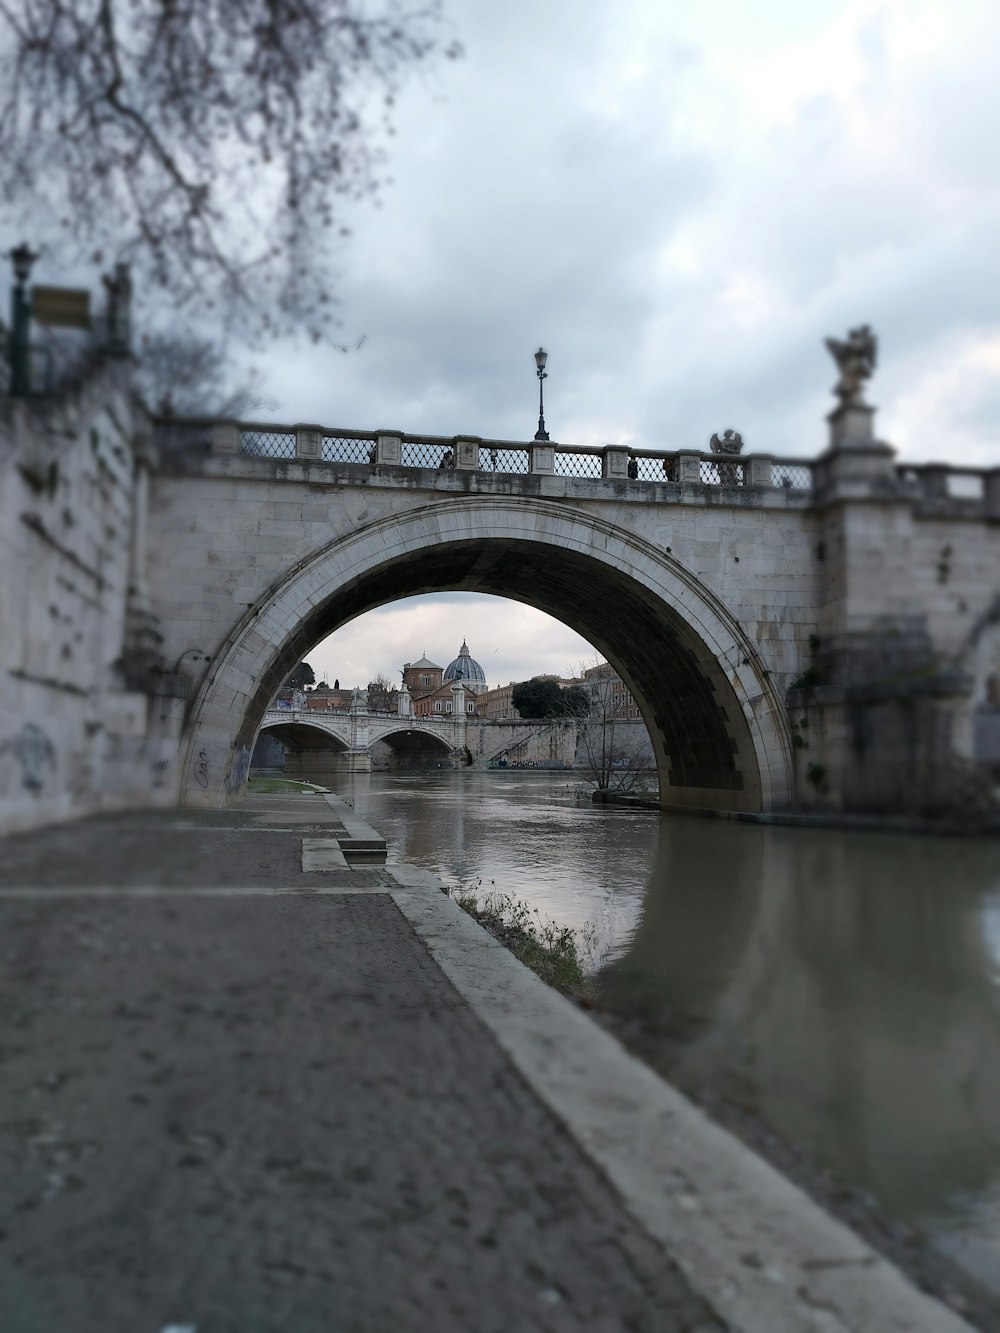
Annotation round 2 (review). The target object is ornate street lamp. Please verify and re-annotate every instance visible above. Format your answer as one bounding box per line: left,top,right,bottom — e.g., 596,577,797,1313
533,346,550,441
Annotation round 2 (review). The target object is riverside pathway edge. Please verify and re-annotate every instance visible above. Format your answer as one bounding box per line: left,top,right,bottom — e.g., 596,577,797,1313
0,793,976,1333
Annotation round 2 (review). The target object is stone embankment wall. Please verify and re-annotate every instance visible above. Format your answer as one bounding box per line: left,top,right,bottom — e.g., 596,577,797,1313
468,718,655,771
0,361,185,835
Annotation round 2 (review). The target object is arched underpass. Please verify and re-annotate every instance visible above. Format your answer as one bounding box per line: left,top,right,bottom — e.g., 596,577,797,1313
376,730,460,771
257,719,458,778
180,499,791,812
255,720,350,783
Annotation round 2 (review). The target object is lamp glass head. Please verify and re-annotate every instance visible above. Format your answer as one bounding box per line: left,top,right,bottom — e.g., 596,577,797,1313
10,243,37,284
534,347,548,372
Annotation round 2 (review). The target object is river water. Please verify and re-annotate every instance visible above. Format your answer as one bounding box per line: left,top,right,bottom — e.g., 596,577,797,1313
342,768,1000,1300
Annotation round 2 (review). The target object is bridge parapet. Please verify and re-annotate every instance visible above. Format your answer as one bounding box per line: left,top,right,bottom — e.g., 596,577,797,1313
895,464,1000,519
263,706,457,727
165,413,1000,516
261,707,464,750
177,419,819,495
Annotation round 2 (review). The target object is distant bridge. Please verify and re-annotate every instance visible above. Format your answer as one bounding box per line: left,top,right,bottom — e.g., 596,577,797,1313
259,702,467,775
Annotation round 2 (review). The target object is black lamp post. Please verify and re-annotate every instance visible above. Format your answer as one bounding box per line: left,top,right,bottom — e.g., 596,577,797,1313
8,242,38,397
533,346,549,441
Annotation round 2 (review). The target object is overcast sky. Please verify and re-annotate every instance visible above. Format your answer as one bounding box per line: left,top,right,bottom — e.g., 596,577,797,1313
265,0,999,460
301,0,999,690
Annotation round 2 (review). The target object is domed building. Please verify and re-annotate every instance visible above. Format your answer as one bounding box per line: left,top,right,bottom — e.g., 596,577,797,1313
442,640,488,695
401,641,487,718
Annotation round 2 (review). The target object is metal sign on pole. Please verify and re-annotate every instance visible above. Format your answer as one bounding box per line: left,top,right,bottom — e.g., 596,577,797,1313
31,285,91,330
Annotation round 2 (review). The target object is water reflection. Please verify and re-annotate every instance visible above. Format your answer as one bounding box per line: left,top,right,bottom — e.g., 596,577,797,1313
346,769,654,950
603,822,1000,1231
341,771,1000,1293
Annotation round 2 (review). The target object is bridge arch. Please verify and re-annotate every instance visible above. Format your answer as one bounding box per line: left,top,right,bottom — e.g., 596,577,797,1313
372,727,458,769
181,496,792,811
258,718,350,750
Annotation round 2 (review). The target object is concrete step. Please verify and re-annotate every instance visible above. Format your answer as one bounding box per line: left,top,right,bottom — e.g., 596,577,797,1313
337,836,386,852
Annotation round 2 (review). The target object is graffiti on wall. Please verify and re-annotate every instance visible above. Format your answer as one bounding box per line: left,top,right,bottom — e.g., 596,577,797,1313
0,724,57,793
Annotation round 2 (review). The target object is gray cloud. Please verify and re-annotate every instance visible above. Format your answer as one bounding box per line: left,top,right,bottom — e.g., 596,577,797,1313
272,2,1000,680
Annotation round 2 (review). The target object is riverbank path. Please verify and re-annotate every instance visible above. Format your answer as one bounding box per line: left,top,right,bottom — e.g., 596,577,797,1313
0,795,974,1333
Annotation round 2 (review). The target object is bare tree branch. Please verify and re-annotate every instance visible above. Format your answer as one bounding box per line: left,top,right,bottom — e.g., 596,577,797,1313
135,329,277,418
0,0,461,341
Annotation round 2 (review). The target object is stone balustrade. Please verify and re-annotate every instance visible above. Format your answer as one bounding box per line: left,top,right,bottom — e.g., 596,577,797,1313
263,707,456,728
198,419,818,493
158,417,1000,518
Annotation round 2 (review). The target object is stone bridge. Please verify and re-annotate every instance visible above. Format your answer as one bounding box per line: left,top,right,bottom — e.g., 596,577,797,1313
259,702,467,776
146,361,999,820
5,330,999,833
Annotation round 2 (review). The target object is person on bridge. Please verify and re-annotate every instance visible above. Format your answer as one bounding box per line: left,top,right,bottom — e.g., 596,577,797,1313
438,448,455,471
627,456,638,479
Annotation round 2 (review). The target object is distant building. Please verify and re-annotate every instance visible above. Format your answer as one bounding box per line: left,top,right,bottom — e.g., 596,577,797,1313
482,681,519,720
443,639,488,693
401,654,444,696
303,683,353,711
411,681,480,718
402,640,487,718
582,662,641,718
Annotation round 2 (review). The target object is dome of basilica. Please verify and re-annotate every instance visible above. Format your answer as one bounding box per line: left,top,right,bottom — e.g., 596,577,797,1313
443,640,487,692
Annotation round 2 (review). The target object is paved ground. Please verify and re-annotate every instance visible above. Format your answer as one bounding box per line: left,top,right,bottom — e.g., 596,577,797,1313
0,795,378,890
0,798,726,1332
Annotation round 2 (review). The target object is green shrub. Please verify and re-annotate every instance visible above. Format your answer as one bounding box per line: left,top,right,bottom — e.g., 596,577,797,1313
452,885,591,997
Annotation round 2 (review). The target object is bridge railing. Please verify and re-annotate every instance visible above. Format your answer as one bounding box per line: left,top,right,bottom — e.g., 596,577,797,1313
227,421,820,492
896,464,988,501
161,417,1000,512
262,707,456,727
477,444,530,474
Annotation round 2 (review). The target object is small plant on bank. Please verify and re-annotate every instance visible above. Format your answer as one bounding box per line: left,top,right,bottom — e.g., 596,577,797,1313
451,882,591,1000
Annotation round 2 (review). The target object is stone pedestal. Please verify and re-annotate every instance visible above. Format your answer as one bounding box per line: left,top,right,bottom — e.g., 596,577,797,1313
376,431,402,465
603,447,630,480
920,465,950,499
747,455,774,487
814,401,897,497
676,453,701,484
211,421,239,454
453,437,481,470
529,444,555,475
827,401,876,450
294,424,323,460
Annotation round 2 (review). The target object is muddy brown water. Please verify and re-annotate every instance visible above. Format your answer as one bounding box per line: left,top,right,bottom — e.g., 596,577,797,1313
341,768,1000,1305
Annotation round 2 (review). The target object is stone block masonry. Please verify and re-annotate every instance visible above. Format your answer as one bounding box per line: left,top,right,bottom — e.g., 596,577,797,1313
0,360,185,835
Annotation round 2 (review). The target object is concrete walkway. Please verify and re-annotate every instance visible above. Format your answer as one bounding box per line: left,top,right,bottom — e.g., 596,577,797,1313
0,796,976,1333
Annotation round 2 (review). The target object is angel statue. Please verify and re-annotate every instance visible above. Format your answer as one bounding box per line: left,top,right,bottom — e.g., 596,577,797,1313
710,428,744,484
825,325,877,406
710,428,744,456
